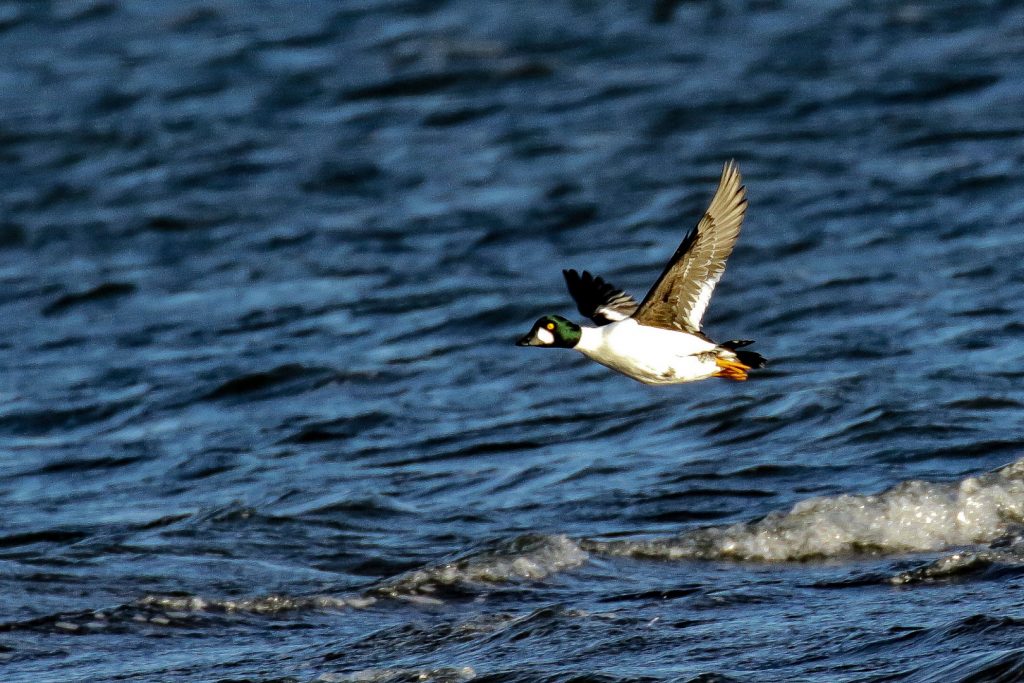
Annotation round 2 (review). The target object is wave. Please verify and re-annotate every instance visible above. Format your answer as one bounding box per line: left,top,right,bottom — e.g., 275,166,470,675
316,667,477,683
0,534,589,639
589,458,1024,562
374,534,587,600
12,461,1024,638
912,646,1024,683
140,535,587,614
893,530,1024,585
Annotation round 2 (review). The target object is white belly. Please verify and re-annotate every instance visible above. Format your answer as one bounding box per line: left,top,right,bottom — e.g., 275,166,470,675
575,319,719,384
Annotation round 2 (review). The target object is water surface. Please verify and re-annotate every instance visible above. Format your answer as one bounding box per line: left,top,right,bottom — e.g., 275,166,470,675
3,1,1024,681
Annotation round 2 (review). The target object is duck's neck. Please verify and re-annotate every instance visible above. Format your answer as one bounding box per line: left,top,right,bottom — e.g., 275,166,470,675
575,325,603,355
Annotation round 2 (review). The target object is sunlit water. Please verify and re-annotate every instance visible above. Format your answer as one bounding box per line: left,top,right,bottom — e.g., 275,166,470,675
3,1,1024,681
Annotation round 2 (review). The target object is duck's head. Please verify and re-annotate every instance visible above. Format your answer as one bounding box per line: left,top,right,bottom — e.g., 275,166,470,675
516,315,581,349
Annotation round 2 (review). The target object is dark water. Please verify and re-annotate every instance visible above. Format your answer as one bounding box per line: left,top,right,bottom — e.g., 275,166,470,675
2,1,1024,680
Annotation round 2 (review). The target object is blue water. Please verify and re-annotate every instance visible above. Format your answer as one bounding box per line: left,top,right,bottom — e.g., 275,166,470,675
3,1,1024,681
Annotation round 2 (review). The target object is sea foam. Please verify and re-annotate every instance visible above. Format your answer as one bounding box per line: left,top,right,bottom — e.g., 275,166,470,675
590,459,1024,562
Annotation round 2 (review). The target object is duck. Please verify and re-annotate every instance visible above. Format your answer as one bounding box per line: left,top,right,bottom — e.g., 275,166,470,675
516,160,765,385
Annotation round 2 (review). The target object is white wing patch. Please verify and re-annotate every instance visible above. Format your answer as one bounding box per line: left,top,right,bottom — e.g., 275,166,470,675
683,265,724,330
595,305,632,323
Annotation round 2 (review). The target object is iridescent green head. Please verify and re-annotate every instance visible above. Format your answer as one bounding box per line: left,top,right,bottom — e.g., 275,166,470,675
516,314,581,349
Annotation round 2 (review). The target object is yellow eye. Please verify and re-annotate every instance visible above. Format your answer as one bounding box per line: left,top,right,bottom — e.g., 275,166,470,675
546,323,555,330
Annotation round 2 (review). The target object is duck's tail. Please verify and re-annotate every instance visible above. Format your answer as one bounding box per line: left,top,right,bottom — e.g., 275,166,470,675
714,340,767,381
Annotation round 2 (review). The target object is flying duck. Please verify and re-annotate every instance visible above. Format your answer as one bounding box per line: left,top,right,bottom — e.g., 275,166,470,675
516,160,765,384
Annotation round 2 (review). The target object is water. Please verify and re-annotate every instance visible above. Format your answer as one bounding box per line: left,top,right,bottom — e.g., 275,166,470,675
2,1,1024,680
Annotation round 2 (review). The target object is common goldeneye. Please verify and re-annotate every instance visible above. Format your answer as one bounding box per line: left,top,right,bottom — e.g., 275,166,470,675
516,160,765,384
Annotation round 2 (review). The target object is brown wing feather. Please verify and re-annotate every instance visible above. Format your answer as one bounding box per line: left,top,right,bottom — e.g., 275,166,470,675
632,161,747,332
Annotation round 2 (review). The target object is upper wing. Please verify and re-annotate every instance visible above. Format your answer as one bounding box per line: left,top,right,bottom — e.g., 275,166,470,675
562,269,638,325
631,161,747,332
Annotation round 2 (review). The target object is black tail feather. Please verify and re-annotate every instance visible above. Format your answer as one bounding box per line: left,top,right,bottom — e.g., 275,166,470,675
735,349,767,369
720,339,765,369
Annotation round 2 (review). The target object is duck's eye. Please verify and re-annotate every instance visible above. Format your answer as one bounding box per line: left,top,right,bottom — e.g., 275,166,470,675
546,322,555,330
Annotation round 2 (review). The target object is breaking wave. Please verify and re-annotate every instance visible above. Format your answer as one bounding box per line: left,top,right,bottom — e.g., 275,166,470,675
589,458,1024,562
13,460,1024,639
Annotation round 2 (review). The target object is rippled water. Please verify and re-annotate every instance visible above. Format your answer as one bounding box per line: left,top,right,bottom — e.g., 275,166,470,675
3,1,1024,681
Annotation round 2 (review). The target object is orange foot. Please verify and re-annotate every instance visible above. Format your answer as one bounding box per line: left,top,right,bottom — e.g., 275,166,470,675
714,357,750,381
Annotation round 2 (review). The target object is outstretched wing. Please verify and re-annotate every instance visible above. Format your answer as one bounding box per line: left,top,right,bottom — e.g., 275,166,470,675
563,269,638,325
632,160,747,332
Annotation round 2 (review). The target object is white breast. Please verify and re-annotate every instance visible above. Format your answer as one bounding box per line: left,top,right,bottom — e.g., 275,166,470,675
575,319,718,384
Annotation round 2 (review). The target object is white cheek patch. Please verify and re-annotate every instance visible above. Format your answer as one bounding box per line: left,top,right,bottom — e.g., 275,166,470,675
536,327,555,345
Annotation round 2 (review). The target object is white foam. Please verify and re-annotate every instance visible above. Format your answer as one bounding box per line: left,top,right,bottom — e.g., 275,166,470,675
377,534,588,597
137,593,372,614
592,458,1024,562
129,461,1024,620
316,666,475,683
134,535,587,617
